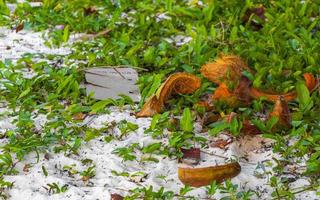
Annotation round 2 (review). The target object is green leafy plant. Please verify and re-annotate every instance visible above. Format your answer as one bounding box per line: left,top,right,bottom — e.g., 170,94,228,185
45,182,68,194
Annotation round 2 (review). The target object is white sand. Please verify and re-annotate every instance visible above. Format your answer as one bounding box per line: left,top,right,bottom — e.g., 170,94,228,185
0,25,318,200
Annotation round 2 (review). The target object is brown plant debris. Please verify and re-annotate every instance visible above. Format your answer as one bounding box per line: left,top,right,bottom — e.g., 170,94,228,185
269,96,291,129
178,162,241,187
249,73,317,102
137,72,201,117
200,55,251,85
180,148,201,165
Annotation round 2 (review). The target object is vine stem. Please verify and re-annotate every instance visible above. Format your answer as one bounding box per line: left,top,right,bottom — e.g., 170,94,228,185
272,185,316,200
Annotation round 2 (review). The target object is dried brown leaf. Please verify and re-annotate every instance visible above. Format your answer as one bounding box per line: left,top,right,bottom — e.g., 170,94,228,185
110,193,124,200
233,76,253,105
72,112,86,120
15,22,24,33
180,148,201,165
241,120,261,135
210,139,233,149
243,6,266,30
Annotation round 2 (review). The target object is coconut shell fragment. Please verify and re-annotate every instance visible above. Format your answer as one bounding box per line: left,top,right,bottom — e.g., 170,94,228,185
200,55,251,85
304,73,318,92
156,72,201,105
136,72,201,117
249,88,297,102
212,83,238,106
212,76,253,106
249,73,318,102
136,95,161,117
178,162,241,187
269,96,291,129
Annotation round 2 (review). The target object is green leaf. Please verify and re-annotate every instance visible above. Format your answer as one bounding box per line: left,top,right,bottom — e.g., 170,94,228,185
208,121,229,136
266,116,279,130
18,87,31,99
42,166,48,177
180,108,193,132
150,114,161,130
63,25,70,43
296,81,311,110
142,143,161,154
251,119,267,132
90,99,116,113
84,129,100,142
229,117,241,136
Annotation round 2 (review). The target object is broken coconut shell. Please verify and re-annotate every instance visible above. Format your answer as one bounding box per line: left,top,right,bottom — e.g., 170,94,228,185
178,162,241,187
200,55,252,85
249,88,297,102
212,83,238,106
212,76,253,107
269,96,291,129
249,73,318,102
136,72,201,117
304,73,318,92
136,95,161,117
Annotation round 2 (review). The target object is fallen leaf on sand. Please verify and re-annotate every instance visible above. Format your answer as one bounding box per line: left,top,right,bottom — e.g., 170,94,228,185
72,112,86,120
241,120,261,135
137,72,201,117
210,138,233,149
110,193,124,200
180,148,201,165
178,162,241,187
15,22,24,33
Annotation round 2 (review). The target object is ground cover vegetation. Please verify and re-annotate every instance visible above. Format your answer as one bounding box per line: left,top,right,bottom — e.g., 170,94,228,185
0,0,320,199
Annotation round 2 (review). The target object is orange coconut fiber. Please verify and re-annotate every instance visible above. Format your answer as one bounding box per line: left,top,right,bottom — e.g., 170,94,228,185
212,83,238,106
200,55,252,85
249,73,318,102
136,72,201,117
269,96,291,128
211,76,253,107
304,73,318,92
